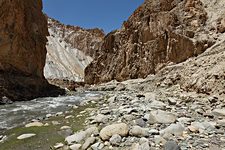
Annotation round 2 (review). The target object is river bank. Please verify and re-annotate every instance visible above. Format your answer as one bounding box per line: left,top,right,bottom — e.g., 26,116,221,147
1,78,225,150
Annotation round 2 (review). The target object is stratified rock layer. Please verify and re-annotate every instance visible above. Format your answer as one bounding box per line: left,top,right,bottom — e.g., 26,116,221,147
85,0,218,84
0,0,63,101
44,18,104,81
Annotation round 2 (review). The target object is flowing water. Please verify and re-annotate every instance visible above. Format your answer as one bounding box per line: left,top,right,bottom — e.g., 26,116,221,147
0,92,103,132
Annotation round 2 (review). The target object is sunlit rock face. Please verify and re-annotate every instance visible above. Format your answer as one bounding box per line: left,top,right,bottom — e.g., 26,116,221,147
0,0,63,101
44,18,104,81
85,0,223,84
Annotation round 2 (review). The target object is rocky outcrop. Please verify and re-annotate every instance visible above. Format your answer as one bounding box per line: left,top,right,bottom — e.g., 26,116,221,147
0,0,64,101
47,17,104,58
85,0,220,84
44,18,104,81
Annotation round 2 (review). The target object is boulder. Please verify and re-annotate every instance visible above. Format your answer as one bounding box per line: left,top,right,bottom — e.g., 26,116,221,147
148,110,176,124
99,123,129,140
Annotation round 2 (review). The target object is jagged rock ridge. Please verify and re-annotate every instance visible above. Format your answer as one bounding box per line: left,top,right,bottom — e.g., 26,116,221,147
85,0,224,84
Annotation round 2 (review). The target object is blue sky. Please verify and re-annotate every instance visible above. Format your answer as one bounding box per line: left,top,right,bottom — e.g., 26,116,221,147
43,0,144,33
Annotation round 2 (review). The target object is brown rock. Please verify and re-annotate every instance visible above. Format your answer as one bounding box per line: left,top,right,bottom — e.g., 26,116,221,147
0,0,64,101
218,18,225,33
85,0,213,84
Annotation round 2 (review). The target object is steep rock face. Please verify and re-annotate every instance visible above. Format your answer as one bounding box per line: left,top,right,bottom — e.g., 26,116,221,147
44,18,104,81
0,0,63,101
48,18,104,58
85,0,219,84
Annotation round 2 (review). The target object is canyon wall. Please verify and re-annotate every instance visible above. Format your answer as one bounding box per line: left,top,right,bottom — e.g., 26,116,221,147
44,18,104,81
85,0,222,84
0,0,63,101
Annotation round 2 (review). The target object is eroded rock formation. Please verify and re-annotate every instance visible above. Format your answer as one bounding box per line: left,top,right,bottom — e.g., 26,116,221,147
44,18,104,81
85,0,221,84
47,17,104,58
0,0,63,101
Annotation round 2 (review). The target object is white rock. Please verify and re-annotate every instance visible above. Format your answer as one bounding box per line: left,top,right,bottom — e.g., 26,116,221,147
149,110,176,124
65,115,74,119
144,92,156,101
52,121,60,125
25,122,43,127
168,97,177,105
148,100,166,109
60,126,71,130
69,144,81,150
17,133,36,140
160,123,185,136
54,143,64,149
212,109,225,116
65,131,86,145
85,126,99,136
82,137,96,149
56,112,63,116
46,114,52,118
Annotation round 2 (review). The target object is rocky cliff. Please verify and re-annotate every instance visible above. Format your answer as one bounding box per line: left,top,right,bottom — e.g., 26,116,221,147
44,18,104,82
0,0,63,101
85,0,224,84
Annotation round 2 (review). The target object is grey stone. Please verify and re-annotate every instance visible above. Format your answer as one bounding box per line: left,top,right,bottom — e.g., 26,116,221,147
69,144,82,150
154,135,167,145
58,128,73,138
109,134,122,146
168,97,177,105
82,137,96,150
91,142,105,150
65,131,86,145
164,141,181,150
149,110,176,124
135,118,146,127
129,126,149,137
123,114,135,121
91,114,108,124
148,100,166,109
160,123,185,136
85,126,99,136
212,109,225,116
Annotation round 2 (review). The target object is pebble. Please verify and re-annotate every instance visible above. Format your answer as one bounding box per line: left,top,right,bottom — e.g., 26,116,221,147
82,137,96,149
160,123,185,136
109,134,122,146
54,143,64,149
65,115,74,119
60,126,71,130
212,109,225,116
17,133,36,140
164,141,181,150
25,122,43,127
65,131,86,145
91,142,104,150
69,144,81,150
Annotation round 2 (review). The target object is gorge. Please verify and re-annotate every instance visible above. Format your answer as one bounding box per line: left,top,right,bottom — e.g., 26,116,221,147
1,0,225,150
